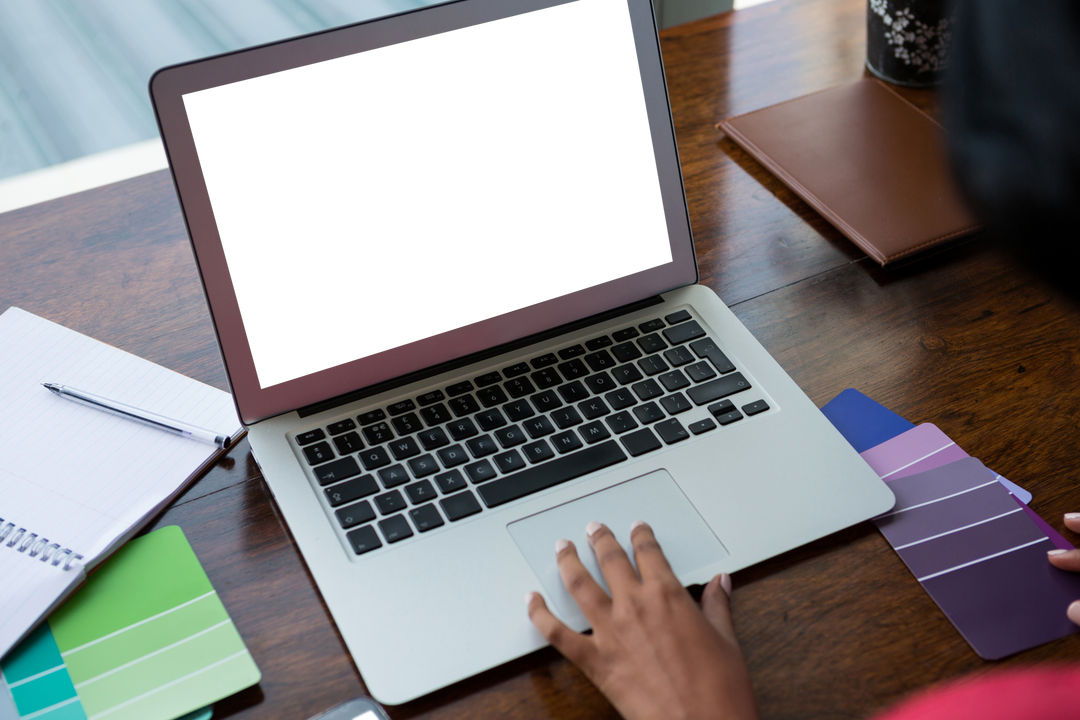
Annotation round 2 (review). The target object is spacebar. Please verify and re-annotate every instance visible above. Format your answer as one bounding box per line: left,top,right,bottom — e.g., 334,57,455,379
477,441,627,508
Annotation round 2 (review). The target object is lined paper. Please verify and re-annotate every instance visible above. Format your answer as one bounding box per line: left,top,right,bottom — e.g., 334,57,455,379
0,308,241,659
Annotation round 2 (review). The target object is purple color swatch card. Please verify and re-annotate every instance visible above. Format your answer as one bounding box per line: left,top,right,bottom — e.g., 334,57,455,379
875,457,1080,659
861,424,1069,549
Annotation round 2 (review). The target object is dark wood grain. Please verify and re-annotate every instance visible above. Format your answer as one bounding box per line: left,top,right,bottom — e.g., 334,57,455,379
2,0,1078,718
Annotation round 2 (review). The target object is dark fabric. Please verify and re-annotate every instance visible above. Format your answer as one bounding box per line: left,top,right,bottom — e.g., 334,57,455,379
944,0,1080,297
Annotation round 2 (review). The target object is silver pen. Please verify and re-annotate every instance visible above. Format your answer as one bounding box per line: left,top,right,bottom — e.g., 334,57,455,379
43,383,231,448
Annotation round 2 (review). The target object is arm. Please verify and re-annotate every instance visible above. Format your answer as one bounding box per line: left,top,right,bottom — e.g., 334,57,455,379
526,520,758,720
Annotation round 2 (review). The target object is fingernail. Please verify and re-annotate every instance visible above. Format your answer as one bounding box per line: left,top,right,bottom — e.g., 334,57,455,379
719,573,732,598
1069,600,1080,626
630,519,646,532
555,538,569,554
1066,513,1080,520
586,521,602,537
526,591,538,606
1049,549,1070,556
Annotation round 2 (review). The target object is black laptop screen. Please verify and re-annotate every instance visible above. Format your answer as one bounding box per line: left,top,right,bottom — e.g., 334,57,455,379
182,0,671,390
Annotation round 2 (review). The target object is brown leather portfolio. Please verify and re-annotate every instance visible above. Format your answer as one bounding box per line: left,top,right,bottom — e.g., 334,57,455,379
718,79,979,266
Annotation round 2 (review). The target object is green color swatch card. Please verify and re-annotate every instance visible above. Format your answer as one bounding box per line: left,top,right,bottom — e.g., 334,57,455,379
1,526,260,720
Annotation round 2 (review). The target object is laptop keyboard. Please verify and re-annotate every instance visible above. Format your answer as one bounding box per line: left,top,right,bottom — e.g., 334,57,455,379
291,308,771,557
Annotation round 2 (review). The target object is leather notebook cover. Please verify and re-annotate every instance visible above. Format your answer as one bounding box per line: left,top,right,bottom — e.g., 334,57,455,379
718,79,978,266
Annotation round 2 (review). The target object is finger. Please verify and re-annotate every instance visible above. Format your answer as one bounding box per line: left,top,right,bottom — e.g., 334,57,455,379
555,538,613,619
701,573,741,648
1069,600,1080,627
526,591,595,664
629,521,678,584
1048,548,1080,572
585,521,640,593
1065,513,1080,534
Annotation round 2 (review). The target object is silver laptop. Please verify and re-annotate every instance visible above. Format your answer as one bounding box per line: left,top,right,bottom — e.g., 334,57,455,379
151,0,893,703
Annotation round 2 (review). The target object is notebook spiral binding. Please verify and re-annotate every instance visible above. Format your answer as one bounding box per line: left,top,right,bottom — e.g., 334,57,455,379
0,519,84,571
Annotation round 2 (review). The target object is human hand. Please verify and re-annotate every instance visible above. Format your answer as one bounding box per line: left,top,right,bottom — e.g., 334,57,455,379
526,520,758,720
1047,513,1080,625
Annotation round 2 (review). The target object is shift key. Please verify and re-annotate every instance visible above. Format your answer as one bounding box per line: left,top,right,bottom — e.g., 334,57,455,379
686,372,752,406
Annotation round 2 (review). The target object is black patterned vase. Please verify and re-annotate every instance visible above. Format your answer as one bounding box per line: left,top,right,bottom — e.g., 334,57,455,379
866,0,955,87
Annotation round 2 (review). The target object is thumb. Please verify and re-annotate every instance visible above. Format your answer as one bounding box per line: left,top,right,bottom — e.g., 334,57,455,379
701,573,740,648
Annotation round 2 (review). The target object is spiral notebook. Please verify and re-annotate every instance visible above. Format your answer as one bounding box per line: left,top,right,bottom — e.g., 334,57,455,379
0,307,242,660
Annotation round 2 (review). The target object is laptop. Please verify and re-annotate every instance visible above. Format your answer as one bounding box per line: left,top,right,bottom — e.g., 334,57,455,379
150,0,894,704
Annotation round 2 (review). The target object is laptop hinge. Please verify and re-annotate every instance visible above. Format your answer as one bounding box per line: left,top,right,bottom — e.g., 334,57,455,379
297,295,665,418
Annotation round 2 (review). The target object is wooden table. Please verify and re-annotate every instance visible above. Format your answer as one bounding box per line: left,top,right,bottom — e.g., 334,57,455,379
3,0,1079,717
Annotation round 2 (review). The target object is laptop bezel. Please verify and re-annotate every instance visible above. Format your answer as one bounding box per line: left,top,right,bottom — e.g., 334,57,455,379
150,0,697,425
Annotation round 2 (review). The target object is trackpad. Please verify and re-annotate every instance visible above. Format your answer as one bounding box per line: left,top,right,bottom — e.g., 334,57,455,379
507,470,729,626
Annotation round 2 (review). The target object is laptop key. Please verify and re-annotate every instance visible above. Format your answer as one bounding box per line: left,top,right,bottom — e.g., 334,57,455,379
709,400,743,425
357,409,386,425
742,400,770,416
655,418,690,445
612,365,644,385
494,424,528,448
578,397,610,420
637,333,667,354
296,429,326,445
504,377,536,399
621,428,662,457
584,349,617,372
611,342,642,363
325,475,379,507
477,441,627,508
375,490,407,515
475,371,502,387
388,437,421,460
660,392,693,415
665,309,692,325
579,420,612,444
378,514,413,543
639,318,665,333
684,361,717,383
407,454,440,478
363,422,394,445
346,525,382,555
531,389,562,413
466,434,499,458
531,353,558,369
690,338,736,374
447,418,479,440
605,387,637,410
476,408,507,431
333,431,364,455
531,367,562,389
551,430,583,454
558,380,589,403
637,355,669,376
409,504,445,532
551,407,583,429
606,411,638,434
585,335,613,350
662,320,706,346
664,346,695,367
440,491,483,521
658,369,690,392
612,328,639,342
557,358,589,381
359,446,392,471
689,418,717,435
391,412,423,435
303,442,334,466
449,394,481,417
477,386,508,408
327,419,356,435
503,362,530,378
631,379,664,401
632,402,665,425
584,371,617,394
447,381,474,397
558,344,586,360
387,400,415,416
417,427,450,450
378,464,410,488
404,480,438,504
416,390,445,406
315,456,361,486
437,444,470,468
687,372,752,406
420,403,453,425
523,416,555,438
522,439,555,464
493,449,526,474
464,460,497,484
336,500,376,529
434,469,467,494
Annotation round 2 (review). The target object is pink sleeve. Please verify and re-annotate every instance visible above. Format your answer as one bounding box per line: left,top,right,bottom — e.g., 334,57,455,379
873,666,1080,720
